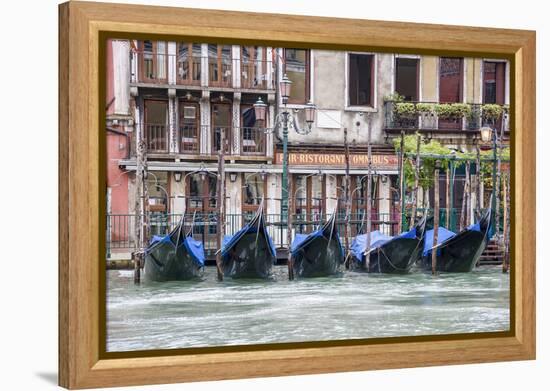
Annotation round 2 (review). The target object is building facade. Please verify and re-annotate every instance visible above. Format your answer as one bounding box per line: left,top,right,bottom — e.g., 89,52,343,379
106,39,510,259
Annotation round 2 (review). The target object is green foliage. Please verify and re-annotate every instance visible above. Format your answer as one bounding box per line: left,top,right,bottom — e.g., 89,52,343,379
395,102,416,116
482,104,504,120
383,92,405,102
434,103,472,118
392,134,511,192
415,103,434,113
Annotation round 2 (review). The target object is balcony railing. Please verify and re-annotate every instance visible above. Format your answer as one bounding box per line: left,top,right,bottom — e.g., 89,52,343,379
211,126,232,154
179,125,200,153
208,58,234,88
176,55,202,86
130,125,269,157
384,101,510,134
106,211,399,256
145,123,169,153
135,51,169,84
240,127,267,155
240,59,274,89
132,52,275,90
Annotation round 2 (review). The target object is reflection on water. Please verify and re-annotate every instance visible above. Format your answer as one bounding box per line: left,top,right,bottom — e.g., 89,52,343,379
106,265,509,352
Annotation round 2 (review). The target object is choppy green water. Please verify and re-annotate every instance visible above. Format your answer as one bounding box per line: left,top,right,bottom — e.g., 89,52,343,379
106,266,509,352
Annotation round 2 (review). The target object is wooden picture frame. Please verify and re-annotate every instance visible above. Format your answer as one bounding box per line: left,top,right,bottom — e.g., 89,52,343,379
59,1,536,389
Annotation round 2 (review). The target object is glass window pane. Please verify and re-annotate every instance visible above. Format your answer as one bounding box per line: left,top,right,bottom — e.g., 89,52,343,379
285,49,307,103
189,173,203,209
156,42,166,79
348,54,373,106
146,101,167,124
395,58,418,101
243,174,264,206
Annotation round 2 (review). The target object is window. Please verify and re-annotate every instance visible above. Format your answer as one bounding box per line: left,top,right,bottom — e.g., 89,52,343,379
187,173,217,210
144,100,168,153
348,53,375,107
147,172,170,236
139,41,167,82
439,57,463,103
242,174,265,210
240,104,266,155
395,57,419,101
211,103,232,153
177,43,201,85
208,44,232,87
178,102,199,153
293,175,325,233
284,49,310,104
483,61,506,104
241,46,267,89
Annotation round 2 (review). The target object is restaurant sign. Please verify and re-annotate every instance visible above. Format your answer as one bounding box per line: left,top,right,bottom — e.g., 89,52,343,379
275,152,398,170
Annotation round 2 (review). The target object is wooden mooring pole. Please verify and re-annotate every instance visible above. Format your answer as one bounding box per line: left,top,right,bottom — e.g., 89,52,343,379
133,121,147,285
445,169,450,229
365,120,373,270
410,133,421,228
398,131,405,233
215,129,225,282
344,128,352,269
459,161,471,231
432,160,441,275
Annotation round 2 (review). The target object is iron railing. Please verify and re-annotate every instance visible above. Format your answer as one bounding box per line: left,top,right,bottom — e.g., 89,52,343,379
105,211,400,256
240,59,274,89
240,127,267,155
384,101,510,133
129,125,269,157
176,55,202,86
131,52,275,90
179,125,200,153
144,123,169,153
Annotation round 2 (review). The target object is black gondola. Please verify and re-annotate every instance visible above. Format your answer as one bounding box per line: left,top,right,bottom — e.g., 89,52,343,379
143,217,205,282
420,208,492,272
290,212,345,277
350,215,427,273
221,203,276,279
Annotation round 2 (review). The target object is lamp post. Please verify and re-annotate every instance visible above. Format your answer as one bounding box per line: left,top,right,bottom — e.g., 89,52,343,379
253,74,315,225
480,126,497,230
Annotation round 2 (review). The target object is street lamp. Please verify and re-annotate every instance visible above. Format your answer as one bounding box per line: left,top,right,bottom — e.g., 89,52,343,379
253,97,267,122
480,126,493,143
304,100,316,126
280,74,292,104
480,126,497,230
253,82,317,226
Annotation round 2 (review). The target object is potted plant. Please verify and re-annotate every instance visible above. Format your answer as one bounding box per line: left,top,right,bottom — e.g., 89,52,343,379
482,103,504,121
416,103,434,114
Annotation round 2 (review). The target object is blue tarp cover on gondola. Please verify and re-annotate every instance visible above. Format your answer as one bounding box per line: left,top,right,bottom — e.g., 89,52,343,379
350,227,418,261
148,233,205,266
422,227,457,257
221,216,276,260
290,225,345,257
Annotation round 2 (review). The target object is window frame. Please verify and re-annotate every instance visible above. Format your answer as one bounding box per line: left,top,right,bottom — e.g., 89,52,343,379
138,40,168,83
177,99,200,154
176,42,202,86
345,52,377,111
241,173,268,213
394,56,420,102
282,48,312,106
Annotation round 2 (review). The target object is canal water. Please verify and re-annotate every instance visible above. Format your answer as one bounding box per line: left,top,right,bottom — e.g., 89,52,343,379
106,266,509,352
